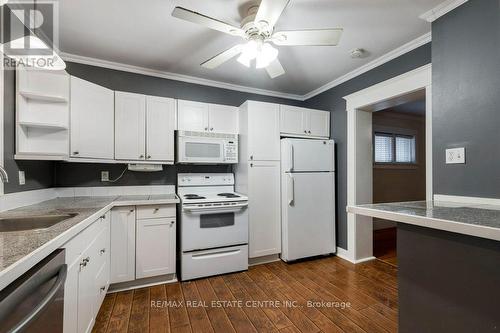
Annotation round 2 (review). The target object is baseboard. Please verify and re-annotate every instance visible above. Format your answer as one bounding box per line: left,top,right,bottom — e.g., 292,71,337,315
354,256,377,264
335,247,376,264
108,273,177,293
249,254,281,266
434,194,500,206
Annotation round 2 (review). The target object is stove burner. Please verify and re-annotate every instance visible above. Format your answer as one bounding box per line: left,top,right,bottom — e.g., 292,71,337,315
184,194,206,200
217,193,241,198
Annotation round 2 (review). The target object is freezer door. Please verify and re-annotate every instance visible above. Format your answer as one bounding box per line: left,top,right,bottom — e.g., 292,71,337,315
282,172,336,261
281,139,334,172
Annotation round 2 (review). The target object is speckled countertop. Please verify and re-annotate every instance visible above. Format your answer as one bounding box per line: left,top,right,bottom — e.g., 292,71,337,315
347,200,500,241
0,194,179,290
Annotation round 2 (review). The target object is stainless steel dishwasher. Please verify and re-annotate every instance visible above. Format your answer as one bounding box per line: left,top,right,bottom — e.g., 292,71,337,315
0,249,66,333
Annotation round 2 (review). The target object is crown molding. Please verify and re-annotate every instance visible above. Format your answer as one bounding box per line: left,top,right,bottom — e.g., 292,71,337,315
302,32,431,100
419,0,468,22
59,52,304,101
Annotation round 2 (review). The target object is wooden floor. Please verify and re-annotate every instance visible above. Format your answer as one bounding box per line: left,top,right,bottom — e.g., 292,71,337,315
373,228,398,267
93,256,398,333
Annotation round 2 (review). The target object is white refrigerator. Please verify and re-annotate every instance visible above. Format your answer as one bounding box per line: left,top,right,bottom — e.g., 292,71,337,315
281,138,336,261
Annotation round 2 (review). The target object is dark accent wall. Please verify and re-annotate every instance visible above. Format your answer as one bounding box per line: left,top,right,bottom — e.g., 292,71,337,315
3,65,55,193
303,44,431,249
432,0,500,197
54,62,306,188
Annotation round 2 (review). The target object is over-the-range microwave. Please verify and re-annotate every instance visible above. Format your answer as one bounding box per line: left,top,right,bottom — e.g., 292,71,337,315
176,131,238,164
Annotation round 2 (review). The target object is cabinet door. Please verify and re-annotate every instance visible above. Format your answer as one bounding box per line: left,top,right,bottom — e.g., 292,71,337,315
208,104,238,134
248,102,280,161
110,206,136,283
115,91,146,160
146,96,175,162
70,76,114,159
307,110,330,138
280,105,307,136
177,100,209,132
248,161,281,258
136,218,176,279
77,239,99,333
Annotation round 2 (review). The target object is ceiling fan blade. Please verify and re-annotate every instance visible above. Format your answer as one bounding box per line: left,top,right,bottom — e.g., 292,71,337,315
201,44,243,69
255,0,290,29
265,58,285,79
272,29,343,46
172,7,244,37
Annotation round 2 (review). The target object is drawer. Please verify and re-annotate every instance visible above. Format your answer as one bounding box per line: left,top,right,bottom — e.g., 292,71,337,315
181,245,248,281
136,204,176,219
95,260,110,308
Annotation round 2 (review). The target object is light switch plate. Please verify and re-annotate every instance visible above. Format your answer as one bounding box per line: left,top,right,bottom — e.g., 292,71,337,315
101,171,109,182
446,147,465,164
18,171,25,185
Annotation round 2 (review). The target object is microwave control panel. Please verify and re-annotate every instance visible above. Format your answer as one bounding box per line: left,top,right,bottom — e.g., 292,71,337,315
224,141,238,163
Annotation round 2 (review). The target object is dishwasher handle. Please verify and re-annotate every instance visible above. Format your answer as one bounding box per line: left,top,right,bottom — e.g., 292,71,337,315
2,264,67,333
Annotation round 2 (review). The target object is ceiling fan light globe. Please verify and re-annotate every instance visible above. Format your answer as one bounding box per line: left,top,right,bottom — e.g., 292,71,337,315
237,54,252,67
255,43,278,68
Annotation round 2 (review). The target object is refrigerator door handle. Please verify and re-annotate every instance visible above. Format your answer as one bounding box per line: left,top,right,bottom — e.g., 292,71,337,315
290,144,294,171
288,174,294,206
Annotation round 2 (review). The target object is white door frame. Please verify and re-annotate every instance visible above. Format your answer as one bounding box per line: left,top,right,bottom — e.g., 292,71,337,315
342,64,432,263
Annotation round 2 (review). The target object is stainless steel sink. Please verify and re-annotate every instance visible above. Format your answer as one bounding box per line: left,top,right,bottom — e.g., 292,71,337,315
0,213,78,232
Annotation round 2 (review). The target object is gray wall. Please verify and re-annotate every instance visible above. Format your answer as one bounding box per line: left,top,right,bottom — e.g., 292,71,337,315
54,62,306,188
432,0,500,197
3,67,55,193
303,44,431,249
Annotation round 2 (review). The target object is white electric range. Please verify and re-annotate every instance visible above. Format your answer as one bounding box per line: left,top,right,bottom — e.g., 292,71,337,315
177,173,248,281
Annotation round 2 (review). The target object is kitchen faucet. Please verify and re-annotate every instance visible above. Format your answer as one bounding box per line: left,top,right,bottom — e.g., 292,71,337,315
0,165,9,183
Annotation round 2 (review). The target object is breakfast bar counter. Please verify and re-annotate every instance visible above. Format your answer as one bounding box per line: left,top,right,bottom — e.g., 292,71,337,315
347,200,500,333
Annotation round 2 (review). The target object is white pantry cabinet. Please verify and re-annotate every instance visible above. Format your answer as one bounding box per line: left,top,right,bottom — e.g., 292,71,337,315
115,92,175,162
247,160,281,258
70,76,114,159
239,101,280,161
280,105,330,138
110,206,136,284
177,99,238,134
63,212,110,333
136,217,176,279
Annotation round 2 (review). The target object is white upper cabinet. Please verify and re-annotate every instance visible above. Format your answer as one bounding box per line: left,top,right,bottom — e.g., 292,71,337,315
280,105,330,138
114,92,175,163
146,96,176,162
307,109,330,138
177,100,209,132
115,92,146,160
245,101,280,161
70,76,114,159
178,99,238,134
208,104,238,134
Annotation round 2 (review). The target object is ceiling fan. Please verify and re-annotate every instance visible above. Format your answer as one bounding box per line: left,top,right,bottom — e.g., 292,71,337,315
172,0,343,78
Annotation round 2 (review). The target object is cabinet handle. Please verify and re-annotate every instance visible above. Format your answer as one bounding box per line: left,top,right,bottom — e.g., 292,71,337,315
147,155,151,159
100,248,106,255
250,163,253,168
308,130,311,134
139,154,144,158
170,221,175,226
304,130,307,133
210,127,214,131
73,151,79,155
250,155,253,160
129,209,134,213
100,215,106,220
154,208,159,212
204,127,208,131
100,286,106,293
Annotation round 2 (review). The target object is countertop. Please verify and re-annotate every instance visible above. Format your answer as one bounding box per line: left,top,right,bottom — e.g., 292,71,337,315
0,194,179,290
347,200,500,242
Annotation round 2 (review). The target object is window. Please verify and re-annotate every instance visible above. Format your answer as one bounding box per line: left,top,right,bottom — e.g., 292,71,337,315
374,132,416,164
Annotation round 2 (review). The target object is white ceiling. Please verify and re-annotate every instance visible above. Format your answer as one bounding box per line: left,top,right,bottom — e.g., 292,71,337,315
58,0,442,96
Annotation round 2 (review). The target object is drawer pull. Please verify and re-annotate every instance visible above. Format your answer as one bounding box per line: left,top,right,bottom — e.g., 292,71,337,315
129,209,134,213
100,248,106,255
154,208,159,213
100,215,106,220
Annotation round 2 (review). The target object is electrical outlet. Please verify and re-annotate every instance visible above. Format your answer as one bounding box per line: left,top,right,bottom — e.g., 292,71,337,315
101,171,109,182
446,147,465,164
18,171,25,185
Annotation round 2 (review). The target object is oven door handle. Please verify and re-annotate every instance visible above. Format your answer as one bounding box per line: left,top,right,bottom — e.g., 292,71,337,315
1,264,67,333
183,203,248,214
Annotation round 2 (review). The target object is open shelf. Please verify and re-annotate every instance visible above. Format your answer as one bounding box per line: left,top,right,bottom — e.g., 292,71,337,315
19,121,68,130
19,91,68,103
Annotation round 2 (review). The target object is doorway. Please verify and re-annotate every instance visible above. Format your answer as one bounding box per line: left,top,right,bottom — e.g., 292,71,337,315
372,94,426,266
343,64,432,263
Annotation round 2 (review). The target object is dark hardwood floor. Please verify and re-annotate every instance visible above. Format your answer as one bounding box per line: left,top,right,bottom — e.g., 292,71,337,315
93,256,398,333
373,228,398,267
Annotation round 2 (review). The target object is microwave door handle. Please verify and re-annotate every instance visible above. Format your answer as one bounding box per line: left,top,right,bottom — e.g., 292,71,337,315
223,143,226,162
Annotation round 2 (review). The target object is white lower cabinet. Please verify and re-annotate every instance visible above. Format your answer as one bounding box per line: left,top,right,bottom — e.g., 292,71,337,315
247,160,281,258
136,217,176,279
110,206,136,283
63,212,110,333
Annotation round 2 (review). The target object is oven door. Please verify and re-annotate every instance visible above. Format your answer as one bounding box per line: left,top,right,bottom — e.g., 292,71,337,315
177,136,226,164
181,203,248,252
